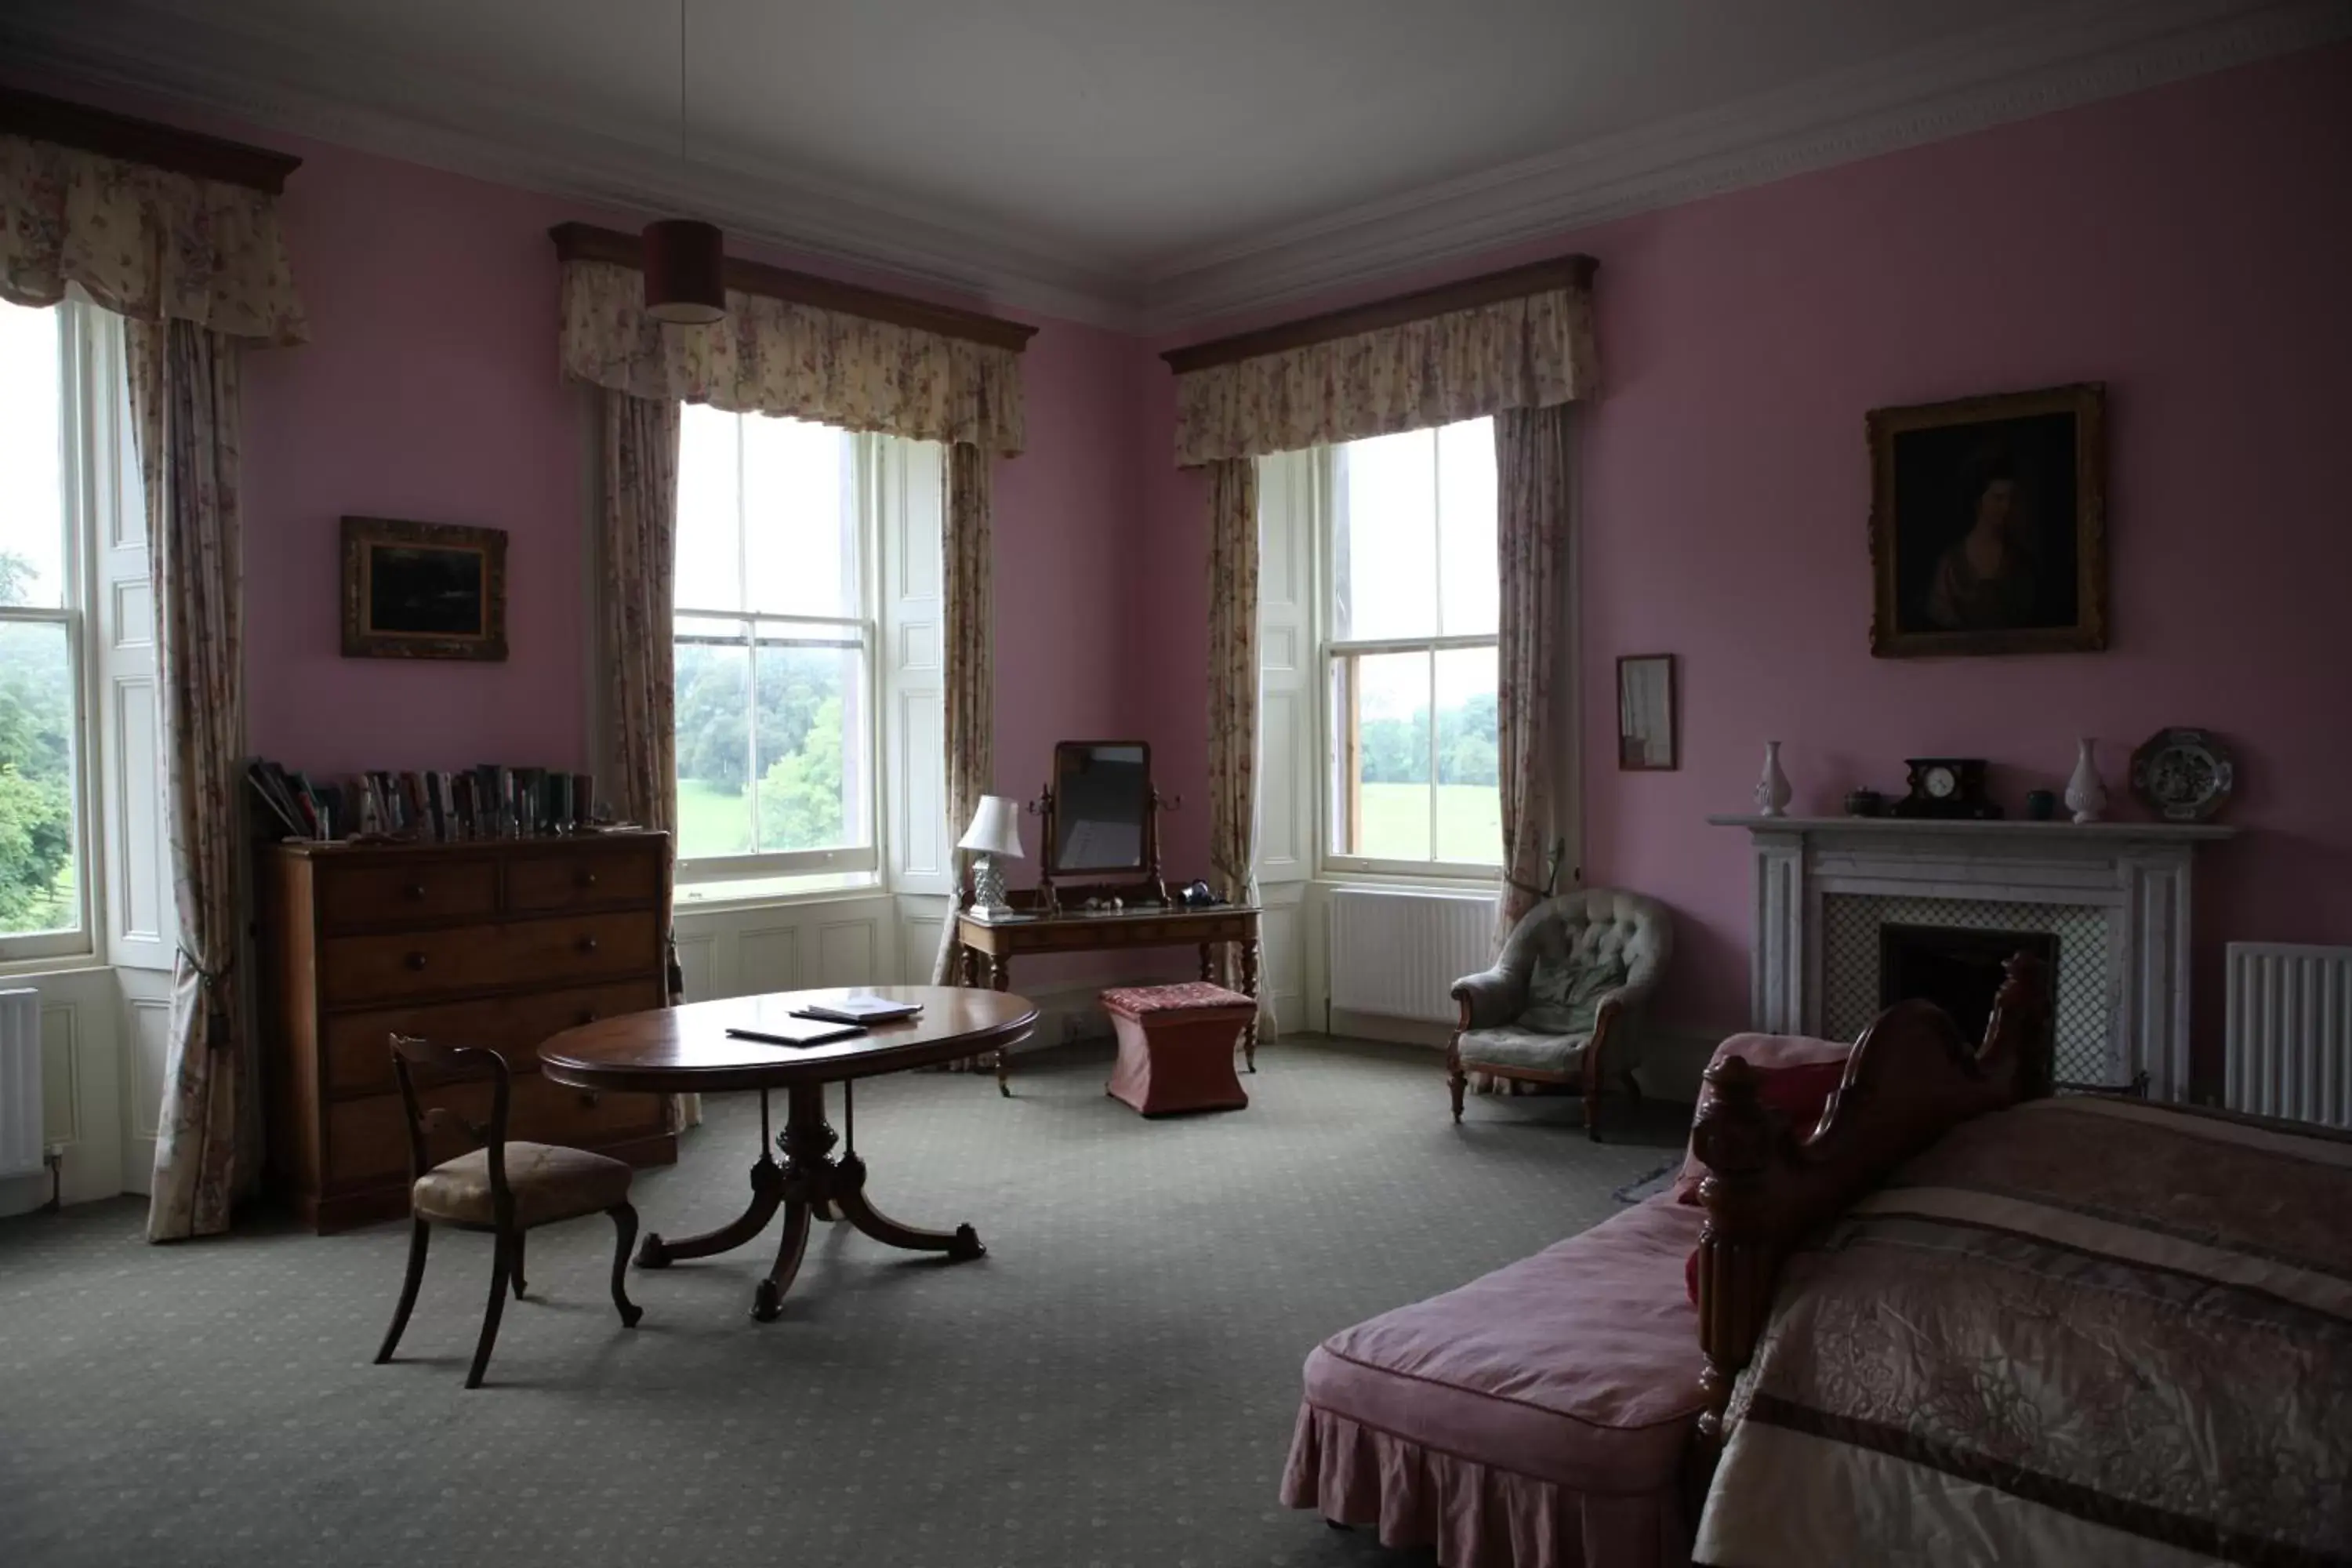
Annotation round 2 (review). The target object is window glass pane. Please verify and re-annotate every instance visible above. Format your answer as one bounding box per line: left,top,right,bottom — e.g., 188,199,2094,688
1332,428,1436,641
1437,417,1497,637
673,626,753,858
752,633,866,854
742,416,858,619
1433,645,1501,865
675,405,742,615
1334,649,1432,862
0,619,81,935
0,302,66,609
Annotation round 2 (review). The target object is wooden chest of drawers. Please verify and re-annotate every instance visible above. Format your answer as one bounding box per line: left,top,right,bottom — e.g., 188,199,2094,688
260,832,677,1232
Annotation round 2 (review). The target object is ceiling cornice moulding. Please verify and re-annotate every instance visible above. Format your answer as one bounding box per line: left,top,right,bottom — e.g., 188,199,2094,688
0,5,1145,330
3,0,2340,336
1138,0,2351,332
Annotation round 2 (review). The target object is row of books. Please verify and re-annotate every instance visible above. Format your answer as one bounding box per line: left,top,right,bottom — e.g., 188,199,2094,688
247,758,601,843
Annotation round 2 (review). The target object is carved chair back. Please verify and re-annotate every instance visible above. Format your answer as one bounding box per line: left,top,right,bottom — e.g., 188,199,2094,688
387,1033,516,1224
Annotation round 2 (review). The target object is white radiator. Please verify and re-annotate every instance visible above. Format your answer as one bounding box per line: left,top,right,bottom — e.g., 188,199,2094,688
2225,942,2352,1129
1328,887,1497,1025
0,988,42,1178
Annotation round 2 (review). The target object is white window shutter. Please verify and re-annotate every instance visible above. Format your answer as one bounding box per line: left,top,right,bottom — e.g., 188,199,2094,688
1254,451,1315,888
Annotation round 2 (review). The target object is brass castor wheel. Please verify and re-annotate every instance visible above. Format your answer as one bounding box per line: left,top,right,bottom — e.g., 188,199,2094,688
946,1225,986,1263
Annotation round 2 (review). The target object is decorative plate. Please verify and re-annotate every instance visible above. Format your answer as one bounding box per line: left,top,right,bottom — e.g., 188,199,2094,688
2129,728,2235,822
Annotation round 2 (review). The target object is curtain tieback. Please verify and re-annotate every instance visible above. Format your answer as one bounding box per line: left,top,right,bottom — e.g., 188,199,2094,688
177,947,236,1050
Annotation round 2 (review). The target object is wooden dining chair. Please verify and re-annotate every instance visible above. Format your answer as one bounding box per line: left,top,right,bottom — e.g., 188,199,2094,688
374,1034,644,1388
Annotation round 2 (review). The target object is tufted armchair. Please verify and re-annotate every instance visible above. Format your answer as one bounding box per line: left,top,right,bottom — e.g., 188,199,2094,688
1446,888,1674,1139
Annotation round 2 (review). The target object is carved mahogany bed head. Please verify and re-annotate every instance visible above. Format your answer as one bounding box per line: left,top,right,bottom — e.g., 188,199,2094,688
1690,953,2051,1449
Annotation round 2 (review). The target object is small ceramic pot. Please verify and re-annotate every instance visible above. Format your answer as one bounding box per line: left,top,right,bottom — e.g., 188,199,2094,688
1844,789,1886,818
2026,789,2059,822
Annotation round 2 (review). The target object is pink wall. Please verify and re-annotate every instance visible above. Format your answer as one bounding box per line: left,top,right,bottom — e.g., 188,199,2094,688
1138,43,2352,1087
210,135,1139,800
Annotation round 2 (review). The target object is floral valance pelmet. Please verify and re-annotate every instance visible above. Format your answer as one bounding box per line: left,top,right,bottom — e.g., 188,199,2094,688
560,259,1026,456
0,134,308,344
1171,281,1596,466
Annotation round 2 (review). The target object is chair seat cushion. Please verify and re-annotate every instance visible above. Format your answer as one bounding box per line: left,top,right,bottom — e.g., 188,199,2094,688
1457,1025,1589,1074
412,1142,633,1228
1298,1196,1707,1494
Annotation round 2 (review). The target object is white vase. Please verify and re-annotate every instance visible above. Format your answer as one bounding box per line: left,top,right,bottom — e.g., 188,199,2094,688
2063,737,2107,824
1755,741,1791,818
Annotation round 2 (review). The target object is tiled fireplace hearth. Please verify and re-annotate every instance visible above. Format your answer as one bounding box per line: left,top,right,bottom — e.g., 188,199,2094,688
1711,816,2234,1101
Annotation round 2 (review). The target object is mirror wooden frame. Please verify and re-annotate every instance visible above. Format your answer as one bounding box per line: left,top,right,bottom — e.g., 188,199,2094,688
1029,740,1173,913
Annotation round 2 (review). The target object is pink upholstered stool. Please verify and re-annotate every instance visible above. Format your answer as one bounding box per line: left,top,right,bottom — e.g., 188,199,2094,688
1100,983,1255,1116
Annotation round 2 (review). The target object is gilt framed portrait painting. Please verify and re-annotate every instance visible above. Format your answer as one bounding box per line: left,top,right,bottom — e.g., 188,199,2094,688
340,516,509,661
1867,383,2107,658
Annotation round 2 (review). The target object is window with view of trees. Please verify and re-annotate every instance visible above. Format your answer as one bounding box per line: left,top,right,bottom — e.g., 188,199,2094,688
1324,418,1501,869
672,406,877,884
0,299,86,952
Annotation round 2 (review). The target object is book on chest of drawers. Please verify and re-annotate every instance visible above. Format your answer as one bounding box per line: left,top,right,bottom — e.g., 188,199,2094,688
259,830,679,1232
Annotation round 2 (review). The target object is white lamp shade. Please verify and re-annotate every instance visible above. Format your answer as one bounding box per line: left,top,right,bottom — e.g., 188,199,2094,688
956,796,1025,858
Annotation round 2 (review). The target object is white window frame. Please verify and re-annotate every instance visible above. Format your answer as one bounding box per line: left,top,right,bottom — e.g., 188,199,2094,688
1313,430,1502,884
0,301,103,965
670,421,887,891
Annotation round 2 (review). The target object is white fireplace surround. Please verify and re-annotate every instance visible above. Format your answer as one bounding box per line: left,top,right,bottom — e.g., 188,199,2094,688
1710,816,2235,1102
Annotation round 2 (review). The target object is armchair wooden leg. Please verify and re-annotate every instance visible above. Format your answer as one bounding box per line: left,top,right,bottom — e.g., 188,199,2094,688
466,1230,515,1390
375,1218,431,1365
607,1203,644,1329
1445,1038,1468,1123
510,1230,526,1299
1584,1083,1602,1142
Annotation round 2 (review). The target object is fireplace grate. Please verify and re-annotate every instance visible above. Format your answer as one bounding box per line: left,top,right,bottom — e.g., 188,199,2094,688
1822,895,2111,1084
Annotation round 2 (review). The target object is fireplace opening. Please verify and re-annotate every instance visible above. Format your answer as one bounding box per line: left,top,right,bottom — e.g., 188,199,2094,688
1878,924,2059,1054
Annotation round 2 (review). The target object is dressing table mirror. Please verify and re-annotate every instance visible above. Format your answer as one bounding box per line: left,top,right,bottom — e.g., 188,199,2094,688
1031,740,1172,912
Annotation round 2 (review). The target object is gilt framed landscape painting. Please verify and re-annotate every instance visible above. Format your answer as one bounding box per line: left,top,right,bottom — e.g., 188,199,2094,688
1867,383,2107,659
340,516,508,661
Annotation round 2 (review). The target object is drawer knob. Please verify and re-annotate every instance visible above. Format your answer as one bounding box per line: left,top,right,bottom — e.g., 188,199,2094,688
578,1008,598,1025
580,871,600,888
405,883,426,900
404,952,428,971
578,935,600,955
578,1090,601,1108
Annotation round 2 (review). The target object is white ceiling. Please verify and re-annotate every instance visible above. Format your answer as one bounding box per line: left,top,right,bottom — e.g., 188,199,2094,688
4,0,2342,325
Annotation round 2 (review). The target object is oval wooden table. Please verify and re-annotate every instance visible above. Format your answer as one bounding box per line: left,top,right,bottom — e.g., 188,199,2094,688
539,986,1036,1322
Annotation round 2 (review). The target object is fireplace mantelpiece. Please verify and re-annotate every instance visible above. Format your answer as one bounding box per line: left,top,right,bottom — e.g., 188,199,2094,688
1708,815,2234,1100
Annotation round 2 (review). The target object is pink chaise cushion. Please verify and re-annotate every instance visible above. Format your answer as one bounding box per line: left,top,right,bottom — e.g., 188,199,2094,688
1299,1195,1707,1497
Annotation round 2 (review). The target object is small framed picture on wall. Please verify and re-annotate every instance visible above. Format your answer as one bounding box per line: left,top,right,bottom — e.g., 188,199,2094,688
1617,653,1677,771
340,516,508,661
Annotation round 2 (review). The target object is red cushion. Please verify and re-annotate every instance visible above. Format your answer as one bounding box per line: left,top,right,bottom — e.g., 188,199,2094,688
1676,1058,1848,1304
1673,1058,1847,1207
1099,982,1254,1017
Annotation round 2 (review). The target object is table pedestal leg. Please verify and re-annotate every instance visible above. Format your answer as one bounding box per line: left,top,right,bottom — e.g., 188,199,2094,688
746,1083,983,1322
636,1091,784,1268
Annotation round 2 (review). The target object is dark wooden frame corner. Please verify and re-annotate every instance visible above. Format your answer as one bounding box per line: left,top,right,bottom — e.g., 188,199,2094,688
340,516,509,662
1616,652,1679,771
1867,382,2108,659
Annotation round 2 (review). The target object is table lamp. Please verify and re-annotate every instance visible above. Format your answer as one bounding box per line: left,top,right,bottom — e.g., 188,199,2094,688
957,795,1025,918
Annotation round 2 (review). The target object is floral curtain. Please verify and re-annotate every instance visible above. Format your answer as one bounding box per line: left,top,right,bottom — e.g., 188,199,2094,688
598,391,701,1128
1,135,307,343
1171,284,1592,465
1203,459,1271,1034
930,443,995,989
561,259,1023,456
129,320,253,1240
1493,405,1572,947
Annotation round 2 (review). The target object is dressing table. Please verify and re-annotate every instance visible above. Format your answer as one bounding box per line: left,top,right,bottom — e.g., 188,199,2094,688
950,742,1261,1094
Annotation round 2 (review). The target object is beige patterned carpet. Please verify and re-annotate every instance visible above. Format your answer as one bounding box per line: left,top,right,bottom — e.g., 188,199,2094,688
0,1037,1687,1568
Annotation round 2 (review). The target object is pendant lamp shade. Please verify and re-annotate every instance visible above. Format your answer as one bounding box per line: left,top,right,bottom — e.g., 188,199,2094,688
642,219,726,325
